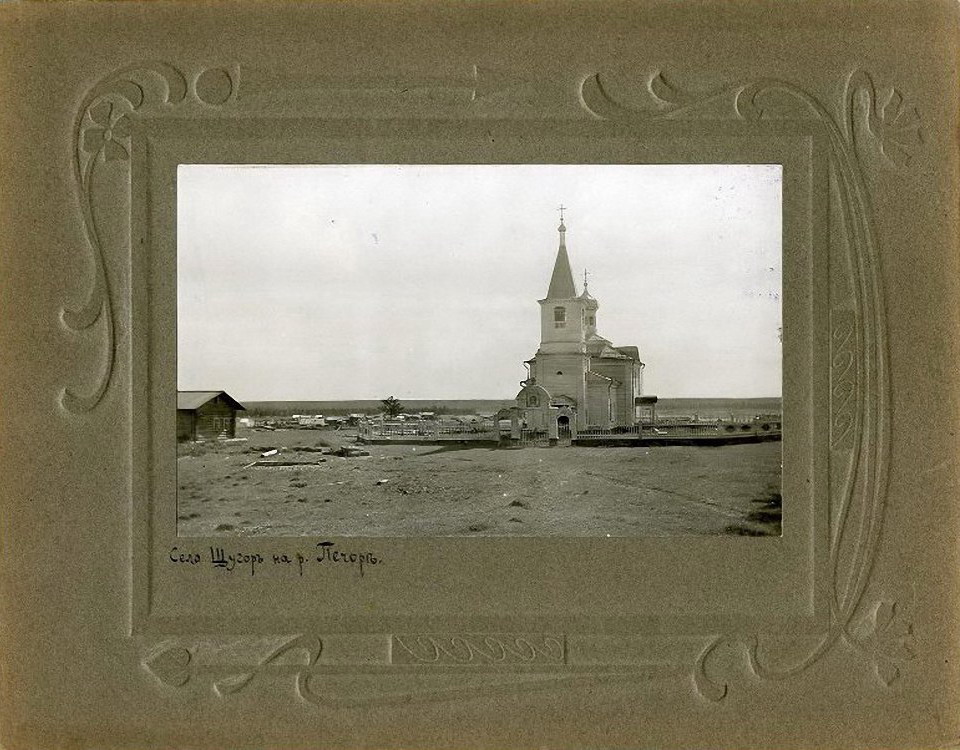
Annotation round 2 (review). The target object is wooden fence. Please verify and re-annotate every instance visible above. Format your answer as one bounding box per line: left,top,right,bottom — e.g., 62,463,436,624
575,419,782,446
358,419,499,442
356,416,782,446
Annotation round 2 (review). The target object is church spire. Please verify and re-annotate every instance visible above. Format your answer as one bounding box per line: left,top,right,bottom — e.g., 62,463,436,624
546,208,577,299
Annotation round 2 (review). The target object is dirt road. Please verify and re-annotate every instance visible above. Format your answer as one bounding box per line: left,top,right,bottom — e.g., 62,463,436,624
177,429,781,537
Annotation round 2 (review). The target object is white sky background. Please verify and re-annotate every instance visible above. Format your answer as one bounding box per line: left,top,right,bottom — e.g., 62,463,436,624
178,164,782,401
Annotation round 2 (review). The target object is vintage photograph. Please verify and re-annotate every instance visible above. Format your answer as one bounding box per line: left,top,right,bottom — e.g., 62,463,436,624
176,164,782,537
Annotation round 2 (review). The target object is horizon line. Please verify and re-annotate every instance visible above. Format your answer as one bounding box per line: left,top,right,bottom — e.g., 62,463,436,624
226,394,785,403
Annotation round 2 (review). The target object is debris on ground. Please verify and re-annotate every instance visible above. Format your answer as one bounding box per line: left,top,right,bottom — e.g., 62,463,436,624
253,459,326,467
261,449,279,457
376,479,389,485
336,446,370,458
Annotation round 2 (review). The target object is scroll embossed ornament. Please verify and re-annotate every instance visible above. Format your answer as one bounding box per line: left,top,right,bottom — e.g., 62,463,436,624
64,63,235,413
581,68,915,699
143,634,619,707
392,634,565,665
831,311,858,452
143,636,321,699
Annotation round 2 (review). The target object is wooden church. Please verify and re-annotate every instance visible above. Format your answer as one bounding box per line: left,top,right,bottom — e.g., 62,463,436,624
515,213,654,433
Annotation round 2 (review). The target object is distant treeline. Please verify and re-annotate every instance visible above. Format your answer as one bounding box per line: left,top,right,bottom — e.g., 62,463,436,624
241,399,516,417
240,397,781,419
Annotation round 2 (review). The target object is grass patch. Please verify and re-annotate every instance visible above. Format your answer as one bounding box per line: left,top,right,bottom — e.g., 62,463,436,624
177,441,220,458
747,508,781,524
746,486,782,531
723,524,767,537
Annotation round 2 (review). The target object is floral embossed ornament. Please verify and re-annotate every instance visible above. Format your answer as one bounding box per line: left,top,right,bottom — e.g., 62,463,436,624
82,100,131,163
867,87,922,168
850,599,917,687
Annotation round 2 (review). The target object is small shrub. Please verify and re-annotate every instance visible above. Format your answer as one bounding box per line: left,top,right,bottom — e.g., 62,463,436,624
723,524,766,537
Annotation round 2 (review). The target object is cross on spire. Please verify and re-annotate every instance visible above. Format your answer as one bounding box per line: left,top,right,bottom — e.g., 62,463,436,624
583,268,590,292
547,206,576,298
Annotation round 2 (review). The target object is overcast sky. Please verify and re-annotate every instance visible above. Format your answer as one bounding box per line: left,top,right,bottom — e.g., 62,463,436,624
177,164,781,401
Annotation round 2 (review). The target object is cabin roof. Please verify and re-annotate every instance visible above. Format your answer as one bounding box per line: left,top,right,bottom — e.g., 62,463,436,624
177,390,246,411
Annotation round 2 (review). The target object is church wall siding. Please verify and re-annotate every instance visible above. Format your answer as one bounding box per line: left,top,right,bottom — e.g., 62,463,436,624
585,379,612,428
622,386,634,425
589,359,641,427
533,355,586,402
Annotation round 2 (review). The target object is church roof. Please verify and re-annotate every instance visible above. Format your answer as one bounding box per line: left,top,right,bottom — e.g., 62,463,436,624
546,220,578,299
598,346,631,359
586,370,622,386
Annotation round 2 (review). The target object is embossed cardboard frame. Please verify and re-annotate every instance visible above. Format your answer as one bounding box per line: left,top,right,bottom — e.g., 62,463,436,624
64,61,905,707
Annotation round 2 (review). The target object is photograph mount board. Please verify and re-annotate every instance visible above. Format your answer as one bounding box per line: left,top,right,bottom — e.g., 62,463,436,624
1,2,958,748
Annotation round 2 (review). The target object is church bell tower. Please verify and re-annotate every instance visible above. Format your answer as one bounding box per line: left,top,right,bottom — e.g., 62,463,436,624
537,214,587,354
524,210,591,419
518,208,647,432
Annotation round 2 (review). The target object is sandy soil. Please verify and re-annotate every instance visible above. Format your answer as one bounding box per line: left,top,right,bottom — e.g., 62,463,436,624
176,428,781,537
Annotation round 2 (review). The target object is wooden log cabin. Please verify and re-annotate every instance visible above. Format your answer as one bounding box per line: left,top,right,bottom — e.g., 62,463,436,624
177,391,246,442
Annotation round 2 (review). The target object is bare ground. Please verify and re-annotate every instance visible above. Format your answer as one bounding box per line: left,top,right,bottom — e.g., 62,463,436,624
176,429,782,537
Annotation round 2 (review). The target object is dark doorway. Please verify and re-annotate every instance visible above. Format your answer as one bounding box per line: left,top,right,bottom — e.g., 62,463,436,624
557,415,571,439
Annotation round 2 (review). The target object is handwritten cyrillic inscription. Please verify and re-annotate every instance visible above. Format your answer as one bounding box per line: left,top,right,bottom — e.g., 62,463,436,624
167,541,381,578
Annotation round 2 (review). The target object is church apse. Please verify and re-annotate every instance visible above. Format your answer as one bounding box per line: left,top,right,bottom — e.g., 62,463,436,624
516,211,652,432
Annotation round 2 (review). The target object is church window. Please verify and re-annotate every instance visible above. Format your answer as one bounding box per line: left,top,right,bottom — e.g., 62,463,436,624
556,371,563,376
553,306,566,328
527,395,539,407
587,315,595,326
